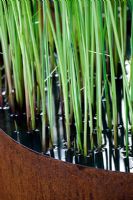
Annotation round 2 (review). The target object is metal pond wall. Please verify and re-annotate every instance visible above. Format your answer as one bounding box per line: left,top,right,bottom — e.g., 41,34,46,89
0,130,133,200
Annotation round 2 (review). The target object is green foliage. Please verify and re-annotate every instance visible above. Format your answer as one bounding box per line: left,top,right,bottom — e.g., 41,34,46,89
0,0,132,156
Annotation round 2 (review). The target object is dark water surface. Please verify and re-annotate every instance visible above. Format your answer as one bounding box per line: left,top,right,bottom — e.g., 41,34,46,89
0,106,133,173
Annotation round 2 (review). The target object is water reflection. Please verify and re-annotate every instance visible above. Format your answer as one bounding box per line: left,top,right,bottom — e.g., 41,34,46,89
0,73,133,173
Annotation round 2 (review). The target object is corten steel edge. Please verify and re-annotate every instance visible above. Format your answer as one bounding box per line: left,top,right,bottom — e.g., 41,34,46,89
0,130,133,200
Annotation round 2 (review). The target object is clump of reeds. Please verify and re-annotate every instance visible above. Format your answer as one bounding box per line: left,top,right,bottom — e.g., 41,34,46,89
0,0,132,157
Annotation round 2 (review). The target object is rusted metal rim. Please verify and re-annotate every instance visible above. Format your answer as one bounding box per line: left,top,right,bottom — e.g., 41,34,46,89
0,129,133,200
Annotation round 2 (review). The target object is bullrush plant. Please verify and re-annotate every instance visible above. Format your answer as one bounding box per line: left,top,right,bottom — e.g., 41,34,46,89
0,0,132,158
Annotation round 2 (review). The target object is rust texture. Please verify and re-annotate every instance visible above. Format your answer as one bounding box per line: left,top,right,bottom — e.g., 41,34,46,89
0,130,133,200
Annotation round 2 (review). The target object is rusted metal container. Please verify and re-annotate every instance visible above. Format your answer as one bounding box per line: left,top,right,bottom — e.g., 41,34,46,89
0,129,133,200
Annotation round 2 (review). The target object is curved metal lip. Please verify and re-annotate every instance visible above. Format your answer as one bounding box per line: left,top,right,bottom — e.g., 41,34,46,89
0,128,132,176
